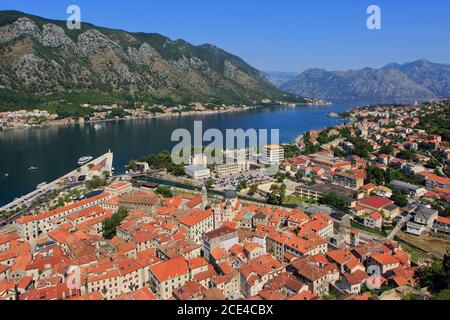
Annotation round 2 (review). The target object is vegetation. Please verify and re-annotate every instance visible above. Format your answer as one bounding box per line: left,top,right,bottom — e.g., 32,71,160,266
416,256,450,300
155,186,173,198
365,165,422,186
319,192,349,213
249,184,258,196
134,151,186,176
390,188,409,207
102,207,129,239
0,11,307,114
417,103,450,141
283,145,301,158
85,176,108,190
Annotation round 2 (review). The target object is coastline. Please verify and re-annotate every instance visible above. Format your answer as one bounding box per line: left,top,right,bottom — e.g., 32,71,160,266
0,101,351,207
0,102,321,132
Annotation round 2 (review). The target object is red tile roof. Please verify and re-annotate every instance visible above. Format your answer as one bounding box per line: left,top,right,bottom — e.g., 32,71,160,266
149,256,189,282
359,196,393,210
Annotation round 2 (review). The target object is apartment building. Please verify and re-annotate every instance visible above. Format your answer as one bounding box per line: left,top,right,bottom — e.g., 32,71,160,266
215,162,249,177
148,256,190,300
14,193,112,241
203,226,239,261
178,210,214,244
260,145,284,165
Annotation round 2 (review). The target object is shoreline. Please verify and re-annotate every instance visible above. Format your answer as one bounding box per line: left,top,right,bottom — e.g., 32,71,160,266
0,102,325,132
0,101,350,207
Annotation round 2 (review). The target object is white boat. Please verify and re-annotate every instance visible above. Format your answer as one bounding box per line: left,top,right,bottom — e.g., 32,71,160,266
28,166,38,171
94,124,102,130
78,156,93,166
36,182,47,189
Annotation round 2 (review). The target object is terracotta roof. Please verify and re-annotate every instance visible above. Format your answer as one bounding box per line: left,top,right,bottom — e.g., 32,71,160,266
16,193,111,224
436,216,450,225
149,256,189,282
343,270,368,285
359,196,393,210
179,210,213,227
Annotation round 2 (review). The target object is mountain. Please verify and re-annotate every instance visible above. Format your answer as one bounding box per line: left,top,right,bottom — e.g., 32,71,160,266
262,71,298,88
0,11,304,112
281,60,450,104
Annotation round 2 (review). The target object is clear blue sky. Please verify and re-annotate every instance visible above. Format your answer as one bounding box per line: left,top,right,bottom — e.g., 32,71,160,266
1,0,449,72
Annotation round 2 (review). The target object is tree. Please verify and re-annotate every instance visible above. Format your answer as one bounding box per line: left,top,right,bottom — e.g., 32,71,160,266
319,192,349,213
102,207,129,239
249,184,258,195
206,179,215,189
237,180,248,192
85,176,107,190
397,150,416,161
155,186,173,198
295,172,304,182
379,145,394,155
57,197,65,207
279,184,287,204
390,188,408,207
416,259,449,296
267,192,280,205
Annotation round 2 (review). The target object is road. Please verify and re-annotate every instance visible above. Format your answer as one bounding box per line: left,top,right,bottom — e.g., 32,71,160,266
386,214,412,241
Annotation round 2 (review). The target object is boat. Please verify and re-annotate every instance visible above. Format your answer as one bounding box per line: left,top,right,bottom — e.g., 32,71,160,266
36,182,47,189
28,166,38,171
4,173,9,177
94,124,102,130
78,156,93,166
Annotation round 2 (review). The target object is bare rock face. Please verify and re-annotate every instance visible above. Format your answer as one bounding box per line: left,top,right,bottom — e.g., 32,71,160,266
77,29,121,57
281,60,450,103
0,17,76,50
0,17,40,43
13,53,65,90
0,11,295,105
41,24,76,49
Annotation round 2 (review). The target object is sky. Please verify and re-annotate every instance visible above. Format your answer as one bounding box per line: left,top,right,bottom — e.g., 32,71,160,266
0,0,449,72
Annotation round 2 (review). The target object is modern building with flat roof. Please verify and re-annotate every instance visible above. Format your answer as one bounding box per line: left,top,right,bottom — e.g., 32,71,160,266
184,165,211,181
390,180,426,197
260,145,284,165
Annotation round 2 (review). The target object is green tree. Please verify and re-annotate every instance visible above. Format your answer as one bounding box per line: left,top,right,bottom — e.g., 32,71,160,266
249,184,258,195
319,192,349,213
390,188,408,207
279,184,287,204
155,186,173,198
102,207,129,239
295,172,304,182
206,179,215,189
267,192,280,205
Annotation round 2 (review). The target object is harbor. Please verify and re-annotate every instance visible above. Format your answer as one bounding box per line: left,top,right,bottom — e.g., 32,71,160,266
0,151,113,222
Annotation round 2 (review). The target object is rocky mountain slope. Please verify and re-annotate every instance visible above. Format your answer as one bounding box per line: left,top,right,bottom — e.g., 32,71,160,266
281,59,450,103
0,10,303,111
262,71,298,88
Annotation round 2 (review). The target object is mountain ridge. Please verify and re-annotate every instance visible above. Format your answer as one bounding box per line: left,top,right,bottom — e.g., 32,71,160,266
281,59,450,103
0,10,304,112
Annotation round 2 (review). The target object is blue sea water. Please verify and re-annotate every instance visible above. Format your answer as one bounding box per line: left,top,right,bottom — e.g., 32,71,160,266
0,102,360,206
